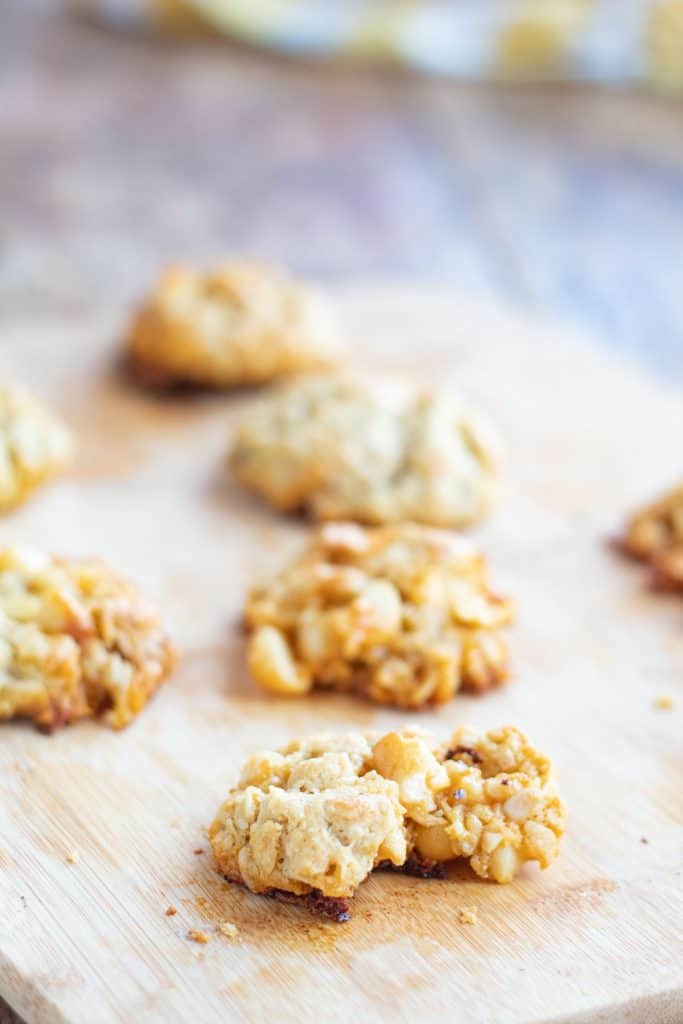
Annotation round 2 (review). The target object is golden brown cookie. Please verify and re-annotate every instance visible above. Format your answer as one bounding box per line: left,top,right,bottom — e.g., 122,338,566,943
616,482,683,594
229,373,499,526
245,522,513,708
127,261,342,388
209,725,565,919
0,547,175,731
0,385,73,513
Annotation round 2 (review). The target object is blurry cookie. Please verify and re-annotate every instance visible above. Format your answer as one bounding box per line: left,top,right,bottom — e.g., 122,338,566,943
0,547,175,731
245,522,513,708
616,482,683,593
209,725,565,919
229,374,499,526
0,385,73,513
127,261,342,388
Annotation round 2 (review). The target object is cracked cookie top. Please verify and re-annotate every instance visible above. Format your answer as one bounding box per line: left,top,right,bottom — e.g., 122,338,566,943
245,522,513,708
210,732,406,902
127,261,342,388
616,482,683,593
209,725,565,914
229,373,499,526
0,385,73,513
0,546,175,731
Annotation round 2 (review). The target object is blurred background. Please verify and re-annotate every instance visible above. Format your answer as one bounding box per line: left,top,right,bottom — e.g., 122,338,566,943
1,0,683,382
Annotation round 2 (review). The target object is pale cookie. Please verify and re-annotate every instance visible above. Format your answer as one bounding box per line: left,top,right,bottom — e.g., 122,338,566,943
245,522,513,708
229,373,498,527
616,482,683,594
209,726,565,920
0,547,175,731
0,385,73,513
127,260,342,388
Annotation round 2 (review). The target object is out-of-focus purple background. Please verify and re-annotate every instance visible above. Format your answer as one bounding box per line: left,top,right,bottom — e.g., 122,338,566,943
1,0,682,385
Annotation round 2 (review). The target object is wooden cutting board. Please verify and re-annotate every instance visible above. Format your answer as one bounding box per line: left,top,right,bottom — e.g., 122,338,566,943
0,286,681,1024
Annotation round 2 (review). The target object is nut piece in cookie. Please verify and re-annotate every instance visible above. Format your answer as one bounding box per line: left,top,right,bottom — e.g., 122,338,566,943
0,385,73,513
229,373,499,527
127,261,342,388
615,482,683,594
0,547,175,731
209,726,565,919
245,522,513,708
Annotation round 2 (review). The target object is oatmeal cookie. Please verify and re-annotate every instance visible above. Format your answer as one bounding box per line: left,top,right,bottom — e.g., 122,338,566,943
127,261,341,388
0,385,73,513
245,522,513,708
616,482,683,593
230,374,498,527
0,547,175,731
229,372,497,524
209,726,565,918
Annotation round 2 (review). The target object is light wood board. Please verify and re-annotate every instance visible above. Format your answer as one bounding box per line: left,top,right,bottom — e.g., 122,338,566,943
0,286,681,1024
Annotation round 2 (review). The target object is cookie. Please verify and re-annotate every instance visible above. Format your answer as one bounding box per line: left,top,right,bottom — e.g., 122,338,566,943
245,522,513,708
127,261,341,388
616,482,683,593
229,373,498,526
209,726,565,919
0,547,175,731
0,385,73,513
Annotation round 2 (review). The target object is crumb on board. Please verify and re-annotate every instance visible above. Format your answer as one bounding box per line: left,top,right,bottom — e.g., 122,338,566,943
193,848,205,855
458,906,478,925
653,695,675,710
218,921,239,939
165,906,177,916
65,850,79,864
188,929,211,944
640,837,649,845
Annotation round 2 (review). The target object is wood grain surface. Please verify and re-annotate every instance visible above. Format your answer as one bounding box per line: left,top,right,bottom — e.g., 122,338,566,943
0,287,681,1024
2,4,683,1021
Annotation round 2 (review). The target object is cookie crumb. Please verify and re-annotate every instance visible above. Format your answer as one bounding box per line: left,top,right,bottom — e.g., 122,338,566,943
218,921,239,938
458,906,478,925
65,850,79,865
640,837,649,845
188,929,211,944
193,848,205,855
653,695,674,710
165,906,177,916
